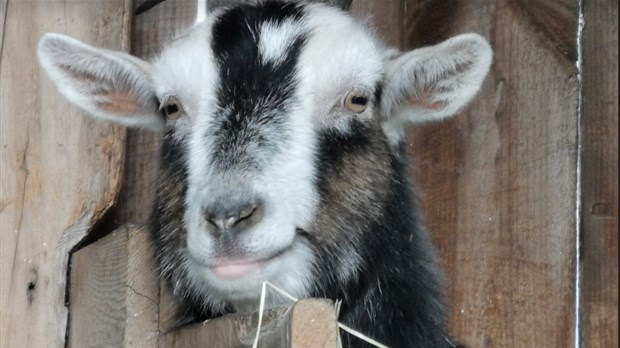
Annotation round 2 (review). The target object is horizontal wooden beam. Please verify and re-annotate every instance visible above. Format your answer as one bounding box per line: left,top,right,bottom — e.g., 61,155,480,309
159,299,338,348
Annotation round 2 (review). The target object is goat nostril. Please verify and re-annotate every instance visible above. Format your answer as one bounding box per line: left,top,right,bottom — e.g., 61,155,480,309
204,214,218,228
203,203,262,233
237,205,256,222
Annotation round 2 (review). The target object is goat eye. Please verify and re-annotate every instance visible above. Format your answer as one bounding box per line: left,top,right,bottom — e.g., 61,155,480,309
344,91,368,113
162,97,183,120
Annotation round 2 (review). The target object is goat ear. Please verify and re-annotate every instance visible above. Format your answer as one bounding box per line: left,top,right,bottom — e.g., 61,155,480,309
380,33,492,141
38,33,163,129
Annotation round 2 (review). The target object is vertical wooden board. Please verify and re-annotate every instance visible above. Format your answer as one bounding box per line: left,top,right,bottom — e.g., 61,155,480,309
132,0,199,58
112,0,198,225
404,0,579,347
0,1,7,49
127,2,199,344
581,1,619,347
350,0,404,49
69,229,130,348
0,1,130,347
125,225,161,347
68,225,159,348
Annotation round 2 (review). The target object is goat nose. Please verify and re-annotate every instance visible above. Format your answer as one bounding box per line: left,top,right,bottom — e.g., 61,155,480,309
203,202,262,236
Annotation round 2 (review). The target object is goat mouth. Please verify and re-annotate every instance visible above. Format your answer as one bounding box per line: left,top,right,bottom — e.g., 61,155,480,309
208,247,290,280
210,259,262,280
193,229,309,280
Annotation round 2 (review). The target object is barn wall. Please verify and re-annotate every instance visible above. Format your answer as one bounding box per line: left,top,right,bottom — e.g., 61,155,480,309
406,1,580,346
0,0,616,347
581,1,618,347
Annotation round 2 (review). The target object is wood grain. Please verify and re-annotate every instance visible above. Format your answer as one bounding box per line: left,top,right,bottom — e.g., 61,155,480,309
402,1,580,347
112,0,199,226
581,1,619,347
161,305,292,348
290,299,338,348
67,222,338,348
350,0,405,48
68,225,159,348
125,2,200,342
0,1,130,347
0,1,7,49
159,299,337,348
17,1,606,347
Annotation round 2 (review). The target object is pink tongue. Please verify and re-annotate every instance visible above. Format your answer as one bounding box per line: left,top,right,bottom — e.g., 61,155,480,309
211,262,260,279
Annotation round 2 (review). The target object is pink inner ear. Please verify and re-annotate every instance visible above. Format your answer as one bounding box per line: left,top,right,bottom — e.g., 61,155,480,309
408,89,446,111
96,90,142,114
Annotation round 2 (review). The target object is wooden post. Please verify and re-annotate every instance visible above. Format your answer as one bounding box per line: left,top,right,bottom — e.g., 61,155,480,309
0,1,130,347
581,1,618,347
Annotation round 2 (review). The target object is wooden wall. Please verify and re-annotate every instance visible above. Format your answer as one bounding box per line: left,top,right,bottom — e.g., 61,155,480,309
581,1,618,347
0,0,616,347
0,1,130,347
406,1,580,346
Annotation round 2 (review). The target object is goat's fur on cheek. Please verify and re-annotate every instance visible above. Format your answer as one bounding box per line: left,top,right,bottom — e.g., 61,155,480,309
37,1,492,346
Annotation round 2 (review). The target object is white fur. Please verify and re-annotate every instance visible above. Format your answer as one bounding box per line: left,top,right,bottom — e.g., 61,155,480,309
37,33,163,129
258,19,306,65
299,4,385,131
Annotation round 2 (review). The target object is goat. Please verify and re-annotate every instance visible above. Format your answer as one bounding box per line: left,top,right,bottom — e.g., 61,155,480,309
38,1,492,346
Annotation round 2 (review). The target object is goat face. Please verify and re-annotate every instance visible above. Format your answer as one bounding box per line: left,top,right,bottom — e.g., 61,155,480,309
39,0,491,328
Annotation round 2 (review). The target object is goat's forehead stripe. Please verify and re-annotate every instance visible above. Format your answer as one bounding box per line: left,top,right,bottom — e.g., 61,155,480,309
207,1,308,168
210,1,305,59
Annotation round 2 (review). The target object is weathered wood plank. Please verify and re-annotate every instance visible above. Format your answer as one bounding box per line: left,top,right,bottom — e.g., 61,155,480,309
0,1,7,49
403,1,579,347
112,0,199,225
159,299,337,348
68,225,159,348
290,299,338,348
0,1,130,347
350,0,404,49
128,1,199,342
581,1,619,347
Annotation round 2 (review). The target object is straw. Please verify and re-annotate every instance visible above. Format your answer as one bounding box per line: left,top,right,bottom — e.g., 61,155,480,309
252,281,390,348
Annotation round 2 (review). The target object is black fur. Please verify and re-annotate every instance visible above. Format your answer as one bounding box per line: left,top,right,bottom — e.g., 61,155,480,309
310,121,449,347
209,1,307,169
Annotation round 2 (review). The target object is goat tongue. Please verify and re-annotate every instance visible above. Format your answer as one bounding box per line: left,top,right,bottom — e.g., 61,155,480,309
211,258,261,279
